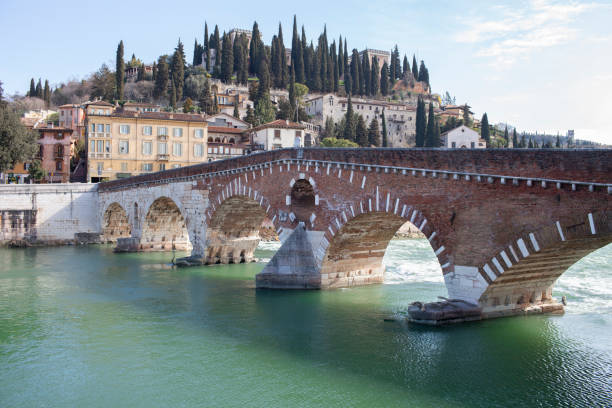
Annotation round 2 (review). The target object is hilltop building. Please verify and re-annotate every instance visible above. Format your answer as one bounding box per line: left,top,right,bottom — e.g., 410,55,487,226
440,125,485,149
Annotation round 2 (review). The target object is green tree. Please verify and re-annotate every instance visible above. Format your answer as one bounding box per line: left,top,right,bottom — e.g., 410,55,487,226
425,103,436,147
220,33,233,82
503,126,509,147
415,97,426,147
556,134,561,148
418,60,430,87
481,113,490,145
254,92,275,125
350,49,361,95
343,94,355,141
249,21,264,75
204,22,210,71
0,106,39,172
233,98,240,118
91,64,115,101
380,62,389,96
183,97,194,113
288,66,297,121
412,54,419,79
28,160,44,182
338,36,344,77
324,116,335,138
171,40,185,101
320,137,359,147
153,56,169,99
368,117,381,147
356,115,367,146
115,40,125,100
291,16,305,83
402,55,409,77
381,111,388,147
28,78,35,97
256,59,270,102
362,50,371,95
244,105,256,126
43,80,50,107
35,79,42,98
370,56,379,96
513,128,518,148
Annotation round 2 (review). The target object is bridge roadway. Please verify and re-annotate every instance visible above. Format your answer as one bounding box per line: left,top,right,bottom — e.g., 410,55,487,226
97,148,612,323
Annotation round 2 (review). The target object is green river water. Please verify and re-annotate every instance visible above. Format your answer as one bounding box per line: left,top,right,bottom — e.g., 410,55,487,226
1,240,611,407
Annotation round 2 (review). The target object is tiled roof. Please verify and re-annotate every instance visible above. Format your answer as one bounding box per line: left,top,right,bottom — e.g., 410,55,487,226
84,100,114,107
208,126,247,134
252,120,305,131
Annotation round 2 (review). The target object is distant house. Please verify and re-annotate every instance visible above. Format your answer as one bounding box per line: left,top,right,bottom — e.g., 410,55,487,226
206,112,250,130
121,102,161,113
252,120,306,150
440,125,485,149
207,127,249,161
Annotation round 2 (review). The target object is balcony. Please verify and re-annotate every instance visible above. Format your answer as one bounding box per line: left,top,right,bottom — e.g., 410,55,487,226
88,152,112,159
157,154,169,161
89,132,112,138
157,135,168,141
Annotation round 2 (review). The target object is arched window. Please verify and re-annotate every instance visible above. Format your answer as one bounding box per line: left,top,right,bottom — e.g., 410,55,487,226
208,137,213,142
55,144,64,157
229,138,235,144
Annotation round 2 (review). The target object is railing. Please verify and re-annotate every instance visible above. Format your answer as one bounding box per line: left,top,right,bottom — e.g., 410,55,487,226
88,152,112,159
157,154,169,161
89,132,111,138
158,135,168,141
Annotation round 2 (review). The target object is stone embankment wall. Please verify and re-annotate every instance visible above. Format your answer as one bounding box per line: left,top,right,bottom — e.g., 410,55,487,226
0,184,100,246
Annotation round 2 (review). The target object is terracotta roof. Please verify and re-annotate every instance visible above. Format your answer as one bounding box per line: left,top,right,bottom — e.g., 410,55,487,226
58,104,83,108
122,102,160,108
109,111,208,122
84,100,114,107
207,112,250,126
252,120,305,131
208,126,247,134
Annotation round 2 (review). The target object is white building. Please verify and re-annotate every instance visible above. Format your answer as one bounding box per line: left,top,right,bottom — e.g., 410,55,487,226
252,120,305,150
440,125,485,148
207,112,250,129
305,93,417,147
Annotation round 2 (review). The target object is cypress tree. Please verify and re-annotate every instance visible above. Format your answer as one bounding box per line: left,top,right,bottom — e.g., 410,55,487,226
481,113,490,145
115,40,125,100
338,36,344,77
368,117,381,147
389,49,396,84
521,133,526,148
326,43,334,93
415,97,426,147
392,45,400,81
412,54,418,79
171,40,185,101
332,42,339,92
381,111,388,147
370,57,379,95
239,35,249,84
513,129,518,148
311,48,321,92
43,80,50,107
193,39,200,66
350,49,360,95
503,126,509,147
418,61,429,84
403,55,409,77
556,134,561,148
249,22,263,75
204,22,210,71
291,16,305,84
343,40,348,81
153,56,169,99
344,69,351,96
528,138,534,148
212,25,220,71
289,66,297,121
425,103,436,147
356,115,367,146
233,98,240,118
362,50,371,96
256,59,270,102
244,105,256,125
233,33,241,73
278,23,288,88
198,79,212,114
28,78,35,97
380,62,389,96
35,78,42,98
220,33,233,82
170,84,177,109
343,94,354,141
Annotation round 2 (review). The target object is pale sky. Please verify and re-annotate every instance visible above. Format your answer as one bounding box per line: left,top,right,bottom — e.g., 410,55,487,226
1,0,611,143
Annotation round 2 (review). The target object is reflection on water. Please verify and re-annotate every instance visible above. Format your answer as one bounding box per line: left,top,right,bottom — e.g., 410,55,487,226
0,241,610,408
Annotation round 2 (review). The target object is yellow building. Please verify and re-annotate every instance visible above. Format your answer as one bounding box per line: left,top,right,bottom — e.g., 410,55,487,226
85,102,208,182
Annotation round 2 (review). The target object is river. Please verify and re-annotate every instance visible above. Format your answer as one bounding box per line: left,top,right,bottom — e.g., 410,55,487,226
1,240,611,407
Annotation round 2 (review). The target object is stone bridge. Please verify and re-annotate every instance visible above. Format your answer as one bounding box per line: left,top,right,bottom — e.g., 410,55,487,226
98,148,611,322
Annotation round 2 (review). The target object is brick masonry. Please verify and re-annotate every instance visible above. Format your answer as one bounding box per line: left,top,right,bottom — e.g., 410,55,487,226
92,148,611,316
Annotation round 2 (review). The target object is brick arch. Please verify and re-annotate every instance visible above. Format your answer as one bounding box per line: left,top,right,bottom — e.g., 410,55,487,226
203,178,282,264
140,196,192,251
317,197,446,288
101,202,131,243
478,210,612,314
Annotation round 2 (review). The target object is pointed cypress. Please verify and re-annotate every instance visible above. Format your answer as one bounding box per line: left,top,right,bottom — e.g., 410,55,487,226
425,103,436,147
291,16,305,83
35,79,42,98
412,55,418,79
370,56,379,96
403,55,409,77
481,113,490,145
338,36,344,77
381,111,388,147
356,115,368,146
43,80,50,106
204,22,210,71
343,94,354,141
362,50,371,96
220,33,233,82
153,55,169,99
380,62,389,96
115,40,125,100
415,97,427,147
513,129,519,148
350,49,360,95
368,117,381,147
28,78,35,97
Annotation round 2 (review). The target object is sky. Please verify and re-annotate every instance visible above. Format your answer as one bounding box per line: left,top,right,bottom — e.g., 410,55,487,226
1,0,611,143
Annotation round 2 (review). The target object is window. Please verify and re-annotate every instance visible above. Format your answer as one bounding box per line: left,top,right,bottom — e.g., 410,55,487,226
97,140,103,153
56,161,62,171
96,124,104,133
89,140,95,152
142,126,152,135
97,162,103,174
91,124,95,132
121,162,128,171
451,142,456,148
157,127,167,136
173,128,183,137
105,124,111,133
142,141,152,155
194,143,203,157
105,140,111,153
173,142,182,156
274,129,281,138
158,142,167,154
142,163,153,171
207,147,212,153
295,130,301,137
194,128,204,138
55,144,64,157
159,163,166,171
471,142,475,148
119,140,129,154
120,125,130,134
173,164,180,169
213,147,218,154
